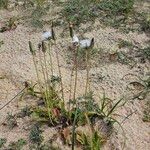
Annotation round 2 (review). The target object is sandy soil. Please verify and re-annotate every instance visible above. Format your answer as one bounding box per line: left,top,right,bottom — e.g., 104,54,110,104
0,1,150,150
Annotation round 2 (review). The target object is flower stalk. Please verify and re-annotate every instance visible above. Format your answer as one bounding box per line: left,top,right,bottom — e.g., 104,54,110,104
52,23,65,104
29,41,42,94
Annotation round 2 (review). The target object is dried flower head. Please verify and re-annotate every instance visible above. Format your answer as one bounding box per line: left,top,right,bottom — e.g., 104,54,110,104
90,38,94,48
29,41,35,55
51,22,56,41
42,41,46,53
38,43,42,50
69,22,74,38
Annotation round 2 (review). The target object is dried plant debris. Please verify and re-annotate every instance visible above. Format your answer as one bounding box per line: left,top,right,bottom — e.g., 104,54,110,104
131,77,150,100
0,17,17,33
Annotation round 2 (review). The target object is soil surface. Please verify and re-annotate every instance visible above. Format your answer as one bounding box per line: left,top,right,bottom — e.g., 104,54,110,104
0,1,150,150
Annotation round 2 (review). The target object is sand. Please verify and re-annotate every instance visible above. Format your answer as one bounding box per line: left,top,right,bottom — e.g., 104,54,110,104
0,1,150,150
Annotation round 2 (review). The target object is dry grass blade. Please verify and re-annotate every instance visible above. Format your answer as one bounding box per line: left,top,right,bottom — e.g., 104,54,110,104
107,98,124,117
0,87,26,111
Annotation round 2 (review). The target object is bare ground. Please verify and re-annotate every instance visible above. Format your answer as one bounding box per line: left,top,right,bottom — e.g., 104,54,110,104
0,2,150,150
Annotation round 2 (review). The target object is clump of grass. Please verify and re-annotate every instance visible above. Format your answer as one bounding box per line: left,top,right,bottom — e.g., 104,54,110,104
28,25,66,126
62,0,134,26
69,92,126,149
26,23,127,149
74,92,126,124
76,130,102,150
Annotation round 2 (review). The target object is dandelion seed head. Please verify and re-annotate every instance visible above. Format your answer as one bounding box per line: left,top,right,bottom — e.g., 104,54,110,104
79,39,92,48
42,31,52,40
72,35,79,44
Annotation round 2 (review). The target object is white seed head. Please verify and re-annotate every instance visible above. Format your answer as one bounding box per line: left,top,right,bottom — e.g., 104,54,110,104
72,35,79,44
79,39,92,48
42,31,52,40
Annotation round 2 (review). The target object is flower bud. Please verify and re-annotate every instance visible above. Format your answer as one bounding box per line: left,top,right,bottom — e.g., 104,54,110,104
69,22,74,38
29,41,35,55
51,22,56,41
42,41,46,53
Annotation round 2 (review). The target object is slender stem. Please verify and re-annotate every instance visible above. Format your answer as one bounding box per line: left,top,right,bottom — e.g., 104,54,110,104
43,53,49,84
71,108,78,150
85,48,90,96
69,50,76,103
33,55,53,121
54,42,64,103
48,41,54,77
73,46,78,102
39,51,51,117
85,113,94,149
0,87,26,111
43,52,53,119
68,67,74,110
39,51,47,91
32,55,43,94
